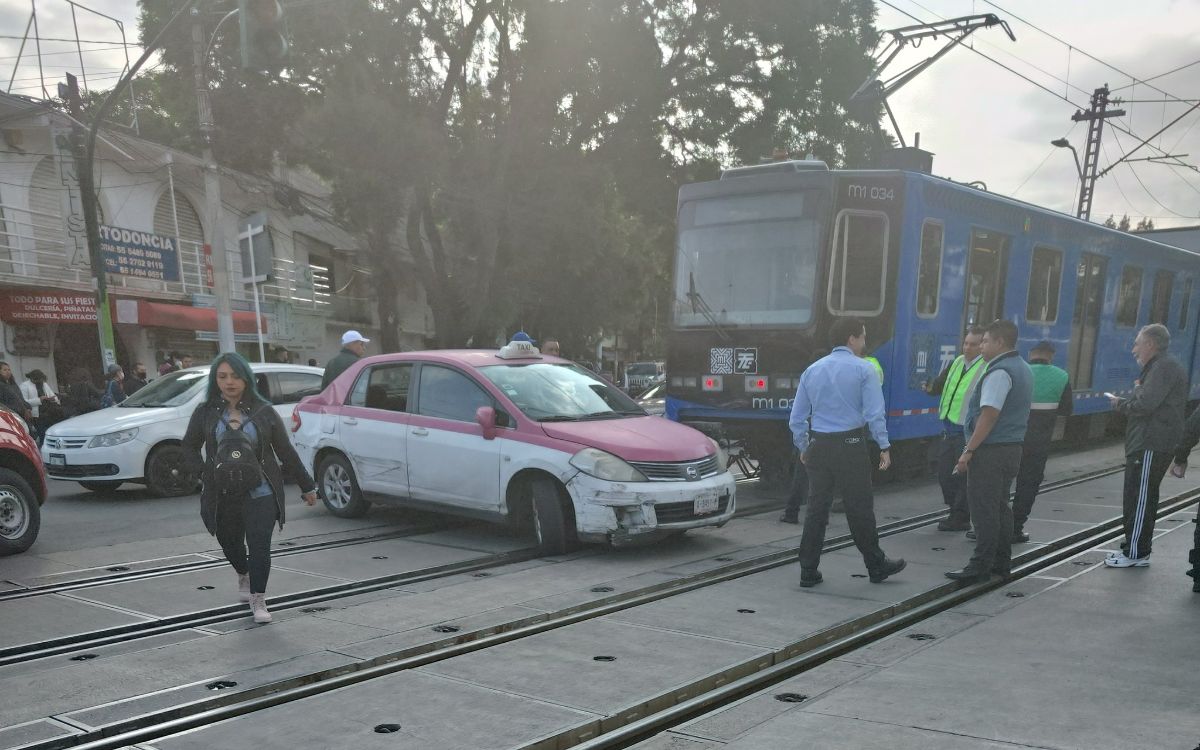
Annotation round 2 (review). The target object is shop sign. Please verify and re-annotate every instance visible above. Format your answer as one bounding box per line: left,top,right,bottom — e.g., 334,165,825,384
0,290,97,324
99,225,181,282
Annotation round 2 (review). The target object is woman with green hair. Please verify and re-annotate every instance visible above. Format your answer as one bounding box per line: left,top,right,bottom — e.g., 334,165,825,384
182,352,317,623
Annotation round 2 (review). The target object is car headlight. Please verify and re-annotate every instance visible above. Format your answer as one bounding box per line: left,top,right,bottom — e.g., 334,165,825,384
709,438,729,471
87,428,139,448
569,448,648,482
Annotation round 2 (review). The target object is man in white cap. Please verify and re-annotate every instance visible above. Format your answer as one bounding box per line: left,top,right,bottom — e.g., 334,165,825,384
322,330,370,389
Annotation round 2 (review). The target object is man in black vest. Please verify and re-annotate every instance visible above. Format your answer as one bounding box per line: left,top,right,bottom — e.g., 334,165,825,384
946,320,1033,583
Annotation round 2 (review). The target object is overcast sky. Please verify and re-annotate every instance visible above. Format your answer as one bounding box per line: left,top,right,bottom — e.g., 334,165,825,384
4,0,1200,227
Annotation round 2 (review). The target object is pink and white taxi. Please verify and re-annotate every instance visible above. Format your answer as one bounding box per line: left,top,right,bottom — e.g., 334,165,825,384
291,338,735,552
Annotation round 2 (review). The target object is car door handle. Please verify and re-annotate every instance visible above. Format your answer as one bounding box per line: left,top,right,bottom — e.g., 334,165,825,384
342,417,358,425
411,427,429,437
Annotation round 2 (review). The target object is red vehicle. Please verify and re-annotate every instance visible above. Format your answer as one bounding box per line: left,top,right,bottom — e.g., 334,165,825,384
0,408,48,555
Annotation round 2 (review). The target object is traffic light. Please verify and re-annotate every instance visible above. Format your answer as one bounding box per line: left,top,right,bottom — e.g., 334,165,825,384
238,0,288,72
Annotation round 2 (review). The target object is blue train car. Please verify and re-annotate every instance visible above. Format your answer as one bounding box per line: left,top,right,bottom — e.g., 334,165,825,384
666,161,1200,483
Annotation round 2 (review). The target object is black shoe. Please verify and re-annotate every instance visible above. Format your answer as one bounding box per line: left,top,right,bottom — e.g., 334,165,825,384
945,567,991,582
937,519,971,532
868,557,906,583
779,513,799,524
965,529,977,541
799,569,823,588
1013,529,1030,543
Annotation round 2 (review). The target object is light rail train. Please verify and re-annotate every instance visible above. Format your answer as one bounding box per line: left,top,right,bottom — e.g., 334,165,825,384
666,160,1200,483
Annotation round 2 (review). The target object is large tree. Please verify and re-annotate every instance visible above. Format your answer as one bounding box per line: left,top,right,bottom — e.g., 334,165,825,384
131,0,885,352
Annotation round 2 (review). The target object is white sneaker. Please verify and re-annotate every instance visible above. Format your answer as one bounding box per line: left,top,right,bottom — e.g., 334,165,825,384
1104,553,1150,568
237,573,251,603
249,593,273,623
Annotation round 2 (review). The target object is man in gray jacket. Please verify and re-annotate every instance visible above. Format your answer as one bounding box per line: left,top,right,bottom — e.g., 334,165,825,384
1106,324,1187,568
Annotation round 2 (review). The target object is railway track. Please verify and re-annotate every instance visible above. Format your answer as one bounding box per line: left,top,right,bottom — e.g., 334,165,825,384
2,463,1143,750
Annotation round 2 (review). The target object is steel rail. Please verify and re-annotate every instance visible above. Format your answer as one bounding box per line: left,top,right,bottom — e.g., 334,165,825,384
9,465,1135,750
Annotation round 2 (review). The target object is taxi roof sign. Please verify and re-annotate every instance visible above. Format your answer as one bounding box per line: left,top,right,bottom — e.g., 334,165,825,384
498,333,542,360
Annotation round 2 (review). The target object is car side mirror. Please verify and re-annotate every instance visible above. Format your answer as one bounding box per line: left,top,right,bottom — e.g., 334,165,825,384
476,406,498,440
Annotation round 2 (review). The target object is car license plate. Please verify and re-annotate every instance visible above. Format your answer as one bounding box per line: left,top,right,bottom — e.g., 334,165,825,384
49,453,66,467
694,493,719,515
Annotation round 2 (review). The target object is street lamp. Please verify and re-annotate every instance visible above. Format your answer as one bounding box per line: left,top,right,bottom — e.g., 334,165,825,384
1051,138,1083,180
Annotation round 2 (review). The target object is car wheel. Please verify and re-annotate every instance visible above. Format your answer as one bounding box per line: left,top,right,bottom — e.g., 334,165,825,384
531,478,575,555
79,480,123,493
0,468,41,556
317,454,370,518
145,445,199,497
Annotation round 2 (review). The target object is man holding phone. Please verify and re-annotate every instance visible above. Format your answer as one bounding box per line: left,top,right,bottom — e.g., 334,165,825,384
1106,324,1187,569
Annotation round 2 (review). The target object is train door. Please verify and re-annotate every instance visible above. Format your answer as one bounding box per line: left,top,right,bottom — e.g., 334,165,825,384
1068,252,1107,390
962,228,1010,328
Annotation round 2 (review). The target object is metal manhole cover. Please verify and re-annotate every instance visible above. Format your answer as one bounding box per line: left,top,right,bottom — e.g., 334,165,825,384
593,655,617,662
736,608,756,614
590,586,615,593
432,625,460,633
906,633,937,641
206,680,237,690
374,724,402,734
774,693,808,703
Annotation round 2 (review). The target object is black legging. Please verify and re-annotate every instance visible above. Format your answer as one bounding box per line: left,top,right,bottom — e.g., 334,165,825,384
215,494,277,594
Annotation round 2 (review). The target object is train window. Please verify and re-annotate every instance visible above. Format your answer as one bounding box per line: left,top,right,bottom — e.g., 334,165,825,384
1115,265,1143,328
828,210,888,316
963,229,1010,328
1025,245,1063,323
1180,278,1193,329
916,221,943,318
1150,271,1174,325
1069,253,1107,390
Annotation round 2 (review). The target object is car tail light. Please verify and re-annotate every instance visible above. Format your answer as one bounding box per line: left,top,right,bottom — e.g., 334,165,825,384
291,408,301,433
702,375,723,392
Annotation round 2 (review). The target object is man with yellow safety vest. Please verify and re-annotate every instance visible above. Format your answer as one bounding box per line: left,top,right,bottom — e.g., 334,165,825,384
1011,340,1073,542
923,326,986,531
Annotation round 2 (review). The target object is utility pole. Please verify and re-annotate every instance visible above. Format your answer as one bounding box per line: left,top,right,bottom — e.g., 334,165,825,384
191,9,237,353
65,72,118,371
1071,85,1126,222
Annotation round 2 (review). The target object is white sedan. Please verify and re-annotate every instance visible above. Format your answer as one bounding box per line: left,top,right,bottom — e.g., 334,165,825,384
41,364,323,496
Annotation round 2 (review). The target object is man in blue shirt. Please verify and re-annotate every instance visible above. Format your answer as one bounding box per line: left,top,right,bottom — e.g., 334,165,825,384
789,317,906,588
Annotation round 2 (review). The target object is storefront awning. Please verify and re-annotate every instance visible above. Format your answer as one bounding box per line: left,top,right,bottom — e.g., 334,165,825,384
133,301,267,334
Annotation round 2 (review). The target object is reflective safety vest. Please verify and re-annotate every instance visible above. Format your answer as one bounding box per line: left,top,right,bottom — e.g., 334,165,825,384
1030,362,1069,411
938,355,985,425
864,356,884,384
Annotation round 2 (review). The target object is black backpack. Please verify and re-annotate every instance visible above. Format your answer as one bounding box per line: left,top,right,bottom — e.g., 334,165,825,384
213,407,268,496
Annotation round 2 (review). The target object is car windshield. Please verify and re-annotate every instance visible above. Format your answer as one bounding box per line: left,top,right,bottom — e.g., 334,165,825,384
121,370,207,408
627,363,659,376
480,362,645,421
637,383,665,400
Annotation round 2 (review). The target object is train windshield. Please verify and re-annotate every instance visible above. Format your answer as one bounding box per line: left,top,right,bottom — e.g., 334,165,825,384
673,191,821,328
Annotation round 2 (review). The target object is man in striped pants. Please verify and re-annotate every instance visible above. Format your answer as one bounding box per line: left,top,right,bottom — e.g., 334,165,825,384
1106,324,1187,568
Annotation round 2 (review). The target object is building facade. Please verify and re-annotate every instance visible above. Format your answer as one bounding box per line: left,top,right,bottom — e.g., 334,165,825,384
0,93,431,390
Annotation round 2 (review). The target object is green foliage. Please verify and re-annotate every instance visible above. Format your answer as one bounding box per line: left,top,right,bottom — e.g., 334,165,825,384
129,0,884,352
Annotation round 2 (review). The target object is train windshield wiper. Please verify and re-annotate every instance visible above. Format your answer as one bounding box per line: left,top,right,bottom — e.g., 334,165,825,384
687,272,732,341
